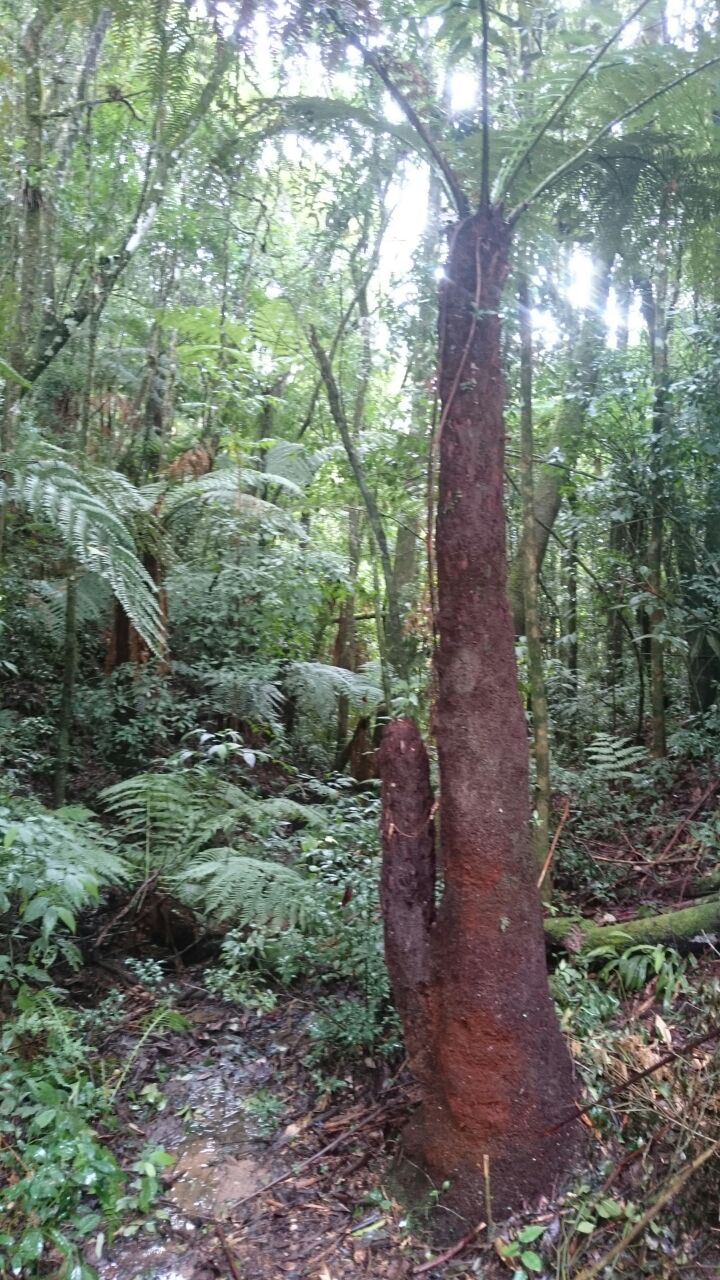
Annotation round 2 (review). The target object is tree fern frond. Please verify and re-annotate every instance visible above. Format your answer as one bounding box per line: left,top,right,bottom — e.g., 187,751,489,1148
177,661,285,733
174,850,309,926
260,439,317,489
28,574,113,644
287,662,383,722
161,468,305,537
585,733,650,781
4,448,164,653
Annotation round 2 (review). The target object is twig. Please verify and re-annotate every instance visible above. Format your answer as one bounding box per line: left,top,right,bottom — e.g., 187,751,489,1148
229,1100,387,1211
652,778,720,863
216,1224,242,1280
93,871,160,950
413,1222,486,1275
550,1025,720,1134
571,1145,716,1280
483,1152,494,1238
538,796,570,889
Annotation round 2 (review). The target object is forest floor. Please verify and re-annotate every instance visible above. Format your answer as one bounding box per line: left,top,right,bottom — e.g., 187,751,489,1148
18,759,720,1280
72,951,720,1280
73,965,436,1280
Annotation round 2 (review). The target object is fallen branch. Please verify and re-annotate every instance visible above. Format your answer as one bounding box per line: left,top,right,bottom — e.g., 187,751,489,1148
550,1025,720,1134
229,1099,388,1211
413,1222,486,1275
545,896,720,952
93,871,160,951
571,1144,716,1280
216,1224,242,1280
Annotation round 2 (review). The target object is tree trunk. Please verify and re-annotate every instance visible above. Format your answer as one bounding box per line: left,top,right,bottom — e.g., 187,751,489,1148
53,572,78,806
606,519,626,730
381,210,578,1230
641,231,671,758
518,276,551,889
333,506,361,769
562,492,579,751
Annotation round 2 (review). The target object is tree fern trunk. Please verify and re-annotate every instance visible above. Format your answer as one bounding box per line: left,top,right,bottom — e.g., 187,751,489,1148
381,210,579,1231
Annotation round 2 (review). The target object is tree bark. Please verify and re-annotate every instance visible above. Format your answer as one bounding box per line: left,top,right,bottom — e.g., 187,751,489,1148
53,572,78,806
381,210,579,1230
379,719,435,1082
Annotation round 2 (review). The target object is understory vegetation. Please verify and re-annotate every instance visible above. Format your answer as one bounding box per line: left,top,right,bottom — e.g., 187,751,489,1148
3,0,720,1276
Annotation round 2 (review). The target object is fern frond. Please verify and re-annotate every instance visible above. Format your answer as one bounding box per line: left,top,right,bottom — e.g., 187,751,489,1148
178,661,285,734
28,574,113,644
174,850,309,927
286,662,383,722
585,733,650,781
4,446,164,653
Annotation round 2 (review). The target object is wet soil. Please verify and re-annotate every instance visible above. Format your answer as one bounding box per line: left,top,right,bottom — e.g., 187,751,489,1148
89,982,424,1280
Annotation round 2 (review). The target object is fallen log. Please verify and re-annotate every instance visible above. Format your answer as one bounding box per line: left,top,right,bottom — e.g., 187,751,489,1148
545,897,720,952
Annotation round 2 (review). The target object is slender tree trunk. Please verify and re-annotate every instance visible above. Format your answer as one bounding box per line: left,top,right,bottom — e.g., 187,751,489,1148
508,249,617,635
606,519,625,730
381,210,578,1230
309,327,406,678
563,493,579,749
518,276,551,889
641,264,670,757
53,572,78,806
334,507,362,768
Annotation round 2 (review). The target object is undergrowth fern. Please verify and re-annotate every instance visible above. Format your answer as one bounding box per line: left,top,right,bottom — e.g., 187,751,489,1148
585,733,650,782
100,770,320,925
177,850,308,926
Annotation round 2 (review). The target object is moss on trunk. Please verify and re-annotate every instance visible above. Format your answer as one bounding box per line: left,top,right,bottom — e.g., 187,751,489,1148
545,899,720,951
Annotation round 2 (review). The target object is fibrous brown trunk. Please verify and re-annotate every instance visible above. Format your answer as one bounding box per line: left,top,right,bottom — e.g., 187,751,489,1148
381,210,578,1230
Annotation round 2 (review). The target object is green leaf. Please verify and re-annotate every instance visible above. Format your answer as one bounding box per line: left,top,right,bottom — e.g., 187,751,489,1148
520,1251,543,1272
22,895,50,923
56,906,77,933
597,1198,623,1219
518,1224,546,1243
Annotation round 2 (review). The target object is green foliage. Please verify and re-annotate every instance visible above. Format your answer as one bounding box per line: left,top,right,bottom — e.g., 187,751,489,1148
0,986,170,1280
0,797,128,976
586,942,693,1008
4,445,164,653
100,765,316,925
584,734,650,783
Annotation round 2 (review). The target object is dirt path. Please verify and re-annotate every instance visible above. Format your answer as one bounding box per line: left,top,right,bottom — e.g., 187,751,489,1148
91,982,428,1280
